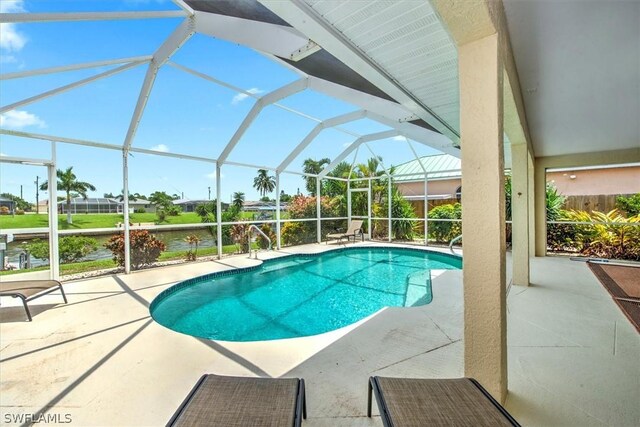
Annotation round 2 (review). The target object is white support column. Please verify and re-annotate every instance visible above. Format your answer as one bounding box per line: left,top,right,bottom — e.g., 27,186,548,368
424,176,428,246
48,142,59,281
347,180,352,225
511,143,530,286
367,179,372,240
216,164,223,260
459,33,507,402
316,176,322,243
528,152,536,257
276,172,281,249
387,176,392,242
122,150,131,274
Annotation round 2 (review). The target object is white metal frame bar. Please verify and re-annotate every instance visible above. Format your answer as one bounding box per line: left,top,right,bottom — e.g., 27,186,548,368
0,11,186,24
318,129,400,178
0,55,153,81
217,78,308,164
48,141,59,280
0,61,147,114
123,17,196,151
277,110,366,173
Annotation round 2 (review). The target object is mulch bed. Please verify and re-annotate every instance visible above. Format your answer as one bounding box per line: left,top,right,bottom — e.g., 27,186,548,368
588,262,640,333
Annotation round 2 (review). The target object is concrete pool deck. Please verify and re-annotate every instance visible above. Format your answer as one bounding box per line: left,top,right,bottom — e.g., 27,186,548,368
1,242,638,426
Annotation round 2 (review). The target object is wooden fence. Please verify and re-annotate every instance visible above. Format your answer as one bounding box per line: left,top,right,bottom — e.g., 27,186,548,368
562,194,631,213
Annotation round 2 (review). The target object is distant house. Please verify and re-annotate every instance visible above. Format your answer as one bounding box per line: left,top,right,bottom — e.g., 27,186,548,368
172,199,226,213
0,196,16,214
59,197,122,214
393,154,639,214
393,154,462,216
122,198,156,213
244,200,288,212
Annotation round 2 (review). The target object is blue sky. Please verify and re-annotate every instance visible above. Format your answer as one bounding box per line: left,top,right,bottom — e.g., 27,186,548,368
0,0,442,204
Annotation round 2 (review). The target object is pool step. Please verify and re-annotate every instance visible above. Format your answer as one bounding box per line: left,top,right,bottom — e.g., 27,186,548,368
260,258,314,273
404,271,433,307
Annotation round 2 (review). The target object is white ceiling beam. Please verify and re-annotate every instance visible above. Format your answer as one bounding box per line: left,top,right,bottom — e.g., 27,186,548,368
260,0,460,144
194,11,313,58
217,78,309,164
365,111,460,157
123,18,196,151
171,0,195,16
277,109,366,173
318,129,400,178
0,11,186,23
0,61,146,114
0,55,152,81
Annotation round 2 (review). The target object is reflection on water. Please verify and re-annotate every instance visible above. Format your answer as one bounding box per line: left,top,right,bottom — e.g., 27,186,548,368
6,228,217,267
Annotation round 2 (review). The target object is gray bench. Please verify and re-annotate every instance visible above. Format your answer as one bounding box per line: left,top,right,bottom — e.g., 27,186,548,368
0,280,67,321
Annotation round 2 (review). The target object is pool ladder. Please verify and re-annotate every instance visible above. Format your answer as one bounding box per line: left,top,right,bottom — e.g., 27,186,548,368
449,234,462,254
247,225,272,259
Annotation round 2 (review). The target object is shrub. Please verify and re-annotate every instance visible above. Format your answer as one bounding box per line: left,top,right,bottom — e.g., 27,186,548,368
0,206,9,215
156,210,167,223
281,221,308,246
184,234,201,261
257,223,276,249
23,236,98,264
105,230,166,269
616,193,640,216
546,182,565,221
281,195,342,245
15,209,25,215
428,203,462,243
134,207,146,214
391,188,417,240
230,223,250,253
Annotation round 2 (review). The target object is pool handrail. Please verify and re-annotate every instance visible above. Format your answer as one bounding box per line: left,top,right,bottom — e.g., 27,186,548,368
248,224,272,255
449,234,462,254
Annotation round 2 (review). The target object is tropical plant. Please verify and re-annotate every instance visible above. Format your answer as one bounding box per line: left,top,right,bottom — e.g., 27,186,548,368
546,181,566,221
230,222,250,253
302,158,330,196
23,236,98,264
253,169,276,197
184,234,201,261
323,161,352,198
149,191,181,217
232,192,245,211
105,230,166,270
40,167,96,224
616,193,640,216
256,223,276,249
427,203,462,243
391,187,417,240
582,210,639,260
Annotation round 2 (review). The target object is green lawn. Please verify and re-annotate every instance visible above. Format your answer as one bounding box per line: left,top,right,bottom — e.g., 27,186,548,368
0,212,287,229
0,212,204,229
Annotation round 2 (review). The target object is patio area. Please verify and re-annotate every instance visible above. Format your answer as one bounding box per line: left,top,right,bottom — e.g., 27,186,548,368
1,243,637,426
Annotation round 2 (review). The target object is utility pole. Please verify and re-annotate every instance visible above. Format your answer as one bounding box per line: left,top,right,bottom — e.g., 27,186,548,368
208,186,211,200
35,176,39,214
20,185,23,199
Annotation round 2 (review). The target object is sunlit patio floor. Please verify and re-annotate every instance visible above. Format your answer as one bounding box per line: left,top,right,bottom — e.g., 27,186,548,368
1,242,638,426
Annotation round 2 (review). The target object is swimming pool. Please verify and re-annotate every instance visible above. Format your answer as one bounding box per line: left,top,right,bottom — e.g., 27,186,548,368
150,247,461,342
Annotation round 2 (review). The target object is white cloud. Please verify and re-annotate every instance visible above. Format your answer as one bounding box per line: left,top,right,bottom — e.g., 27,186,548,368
392,135,406,141
150,144,169,153
0,55,17,64
231,88,263,105
0,1,27,53
0,110,46,129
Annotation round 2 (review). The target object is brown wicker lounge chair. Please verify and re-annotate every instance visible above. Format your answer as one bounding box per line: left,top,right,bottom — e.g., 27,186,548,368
326,220,364,244
0,279,67,321
167,374,306,427
368,376,520,427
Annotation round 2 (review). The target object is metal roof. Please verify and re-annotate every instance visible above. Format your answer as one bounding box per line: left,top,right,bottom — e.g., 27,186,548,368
391,154,460,182
57,198,121,205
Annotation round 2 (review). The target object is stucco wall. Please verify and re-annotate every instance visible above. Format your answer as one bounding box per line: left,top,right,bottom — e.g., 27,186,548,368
396,178,461,197
547,166,639,196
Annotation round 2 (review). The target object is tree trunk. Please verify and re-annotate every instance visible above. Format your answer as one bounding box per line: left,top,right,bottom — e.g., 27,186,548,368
66,193,72,224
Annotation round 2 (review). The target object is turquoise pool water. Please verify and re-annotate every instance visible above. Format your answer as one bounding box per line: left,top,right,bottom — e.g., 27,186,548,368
150,247,461,342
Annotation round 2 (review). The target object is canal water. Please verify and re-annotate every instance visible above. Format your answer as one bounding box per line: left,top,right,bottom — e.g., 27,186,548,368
6,228,218,268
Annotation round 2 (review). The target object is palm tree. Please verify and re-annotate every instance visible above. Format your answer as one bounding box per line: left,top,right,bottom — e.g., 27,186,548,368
232,191,245,211
40,167,96,224
302,157,330,196
253,169,276,197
